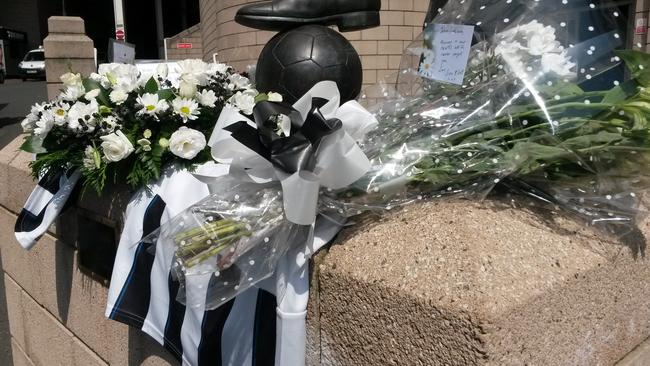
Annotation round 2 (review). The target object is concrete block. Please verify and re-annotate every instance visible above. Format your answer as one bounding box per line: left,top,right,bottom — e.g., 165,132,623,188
47,16,86,35
47,83,65,101
315,200,650,366
43,34,94,59
0,207,174,365
0,135,25,213
45,58,96,83
4,275,25,353
3,149,36,214
17,278,106,366
0,261,12,366
617,337,650,365
11,339,34,366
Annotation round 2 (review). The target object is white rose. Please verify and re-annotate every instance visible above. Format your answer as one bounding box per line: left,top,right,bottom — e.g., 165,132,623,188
179,80,198,98
267,92,283,102
228,90,257,115
60,72,83,87
100,130,134,162
109,89,128,105
169,126,206,160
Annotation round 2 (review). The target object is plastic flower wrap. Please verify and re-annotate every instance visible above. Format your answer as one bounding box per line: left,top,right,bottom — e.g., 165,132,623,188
147,0,650,310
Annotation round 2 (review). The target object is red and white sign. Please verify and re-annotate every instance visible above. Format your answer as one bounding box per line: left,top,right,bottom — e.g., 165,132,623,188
176,43,193,49
115,28,125,41
636,18,647,35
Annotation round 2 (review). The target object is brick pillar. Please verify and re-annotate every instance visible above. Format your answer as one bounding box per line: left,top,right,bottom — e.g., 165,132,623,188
43,16,96,100
635,0,650,51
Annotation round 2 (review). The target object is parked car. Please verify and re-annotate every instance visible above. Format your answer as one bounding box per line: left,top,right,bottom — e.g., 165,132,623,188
18,47,45,81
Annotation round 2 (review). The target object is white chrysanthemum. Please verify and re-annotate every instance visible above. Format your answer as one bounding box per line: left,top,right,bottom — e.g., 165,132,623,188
196,89,218,107
228,90,257,115
98,63,140,92
137,93,168,117
34,110,55,137
228,74,251,90
109,89,129,105
172,98,200,123
21,118,35,133
67,99,99,132
83,146,101,170
494,20,574,78
169,126,206,159
208,62,230,75
178,59,210,86
102,115,121,133
30,103,45,116
61,85,86,101
541,52,576,78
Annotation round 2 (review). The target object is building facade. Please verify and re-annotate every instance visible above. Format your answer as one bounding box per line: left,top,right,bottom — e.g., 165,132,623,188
166,0,431,89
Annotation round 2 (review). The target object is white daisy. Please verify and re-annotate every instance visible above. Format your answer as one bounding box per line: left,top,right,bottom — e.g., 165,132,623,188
172,98,200,123
137,93,168,117
51,102,70,126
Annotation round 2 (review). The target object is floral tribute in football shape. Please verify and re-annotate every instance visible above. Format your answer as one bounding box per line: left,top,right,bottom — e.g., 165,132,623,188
20,60,281,193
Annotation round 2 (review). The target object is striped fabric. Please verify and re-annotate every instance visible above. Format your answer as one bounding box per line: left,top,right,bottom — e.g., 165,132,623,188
16,164,340,366
14,169,81,250
104,166,343,366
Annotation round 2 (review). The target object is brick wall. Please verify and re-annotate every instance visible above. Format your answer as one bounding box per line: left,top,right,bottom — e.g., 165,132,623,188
165,23,204,61
198,0,429,87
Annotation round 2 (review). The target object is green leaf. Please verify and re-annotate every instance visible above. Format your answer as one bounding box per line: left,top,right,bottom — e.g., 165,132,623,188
614,49,650,87
20,135,47,154
538,80,584,98
561,131,624,150
82,78,111,106
601,79,638,104
254,93,268,103
144,77,159,94
157,89,175,101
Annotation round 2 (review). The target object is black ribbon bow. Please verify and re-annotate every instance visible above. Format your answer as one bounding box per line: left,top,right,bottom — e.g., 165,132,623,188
224,100,343,175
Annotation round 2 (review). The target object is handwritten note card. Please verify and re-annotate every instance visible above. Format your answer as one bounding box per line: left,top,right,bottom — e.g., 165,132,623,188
418,24,474,85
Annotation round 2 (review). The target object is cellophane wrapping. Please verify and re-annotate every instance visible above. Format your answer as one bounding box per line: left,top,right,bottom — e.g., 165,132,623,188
143,0,650,309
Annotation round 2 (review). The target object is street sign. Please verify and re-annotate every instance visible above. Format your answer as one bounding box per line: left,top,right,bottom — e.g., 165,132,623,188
116,29,125,41
177,43,193,49
635,18,647,35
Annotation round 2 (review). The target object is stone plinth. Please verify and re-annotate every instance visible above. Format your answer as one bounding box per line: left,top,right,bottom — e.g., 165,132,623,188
42,16,96,100
311,201,650,365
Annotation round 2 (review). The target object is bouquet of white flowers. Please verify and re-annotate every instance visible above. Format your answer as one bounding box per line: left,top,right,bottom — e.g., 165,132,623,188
20,59,281,193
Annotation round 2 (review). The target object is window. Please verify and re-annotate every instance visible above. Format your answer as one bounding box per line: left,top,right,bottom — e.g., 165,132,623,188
23,51,44,62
